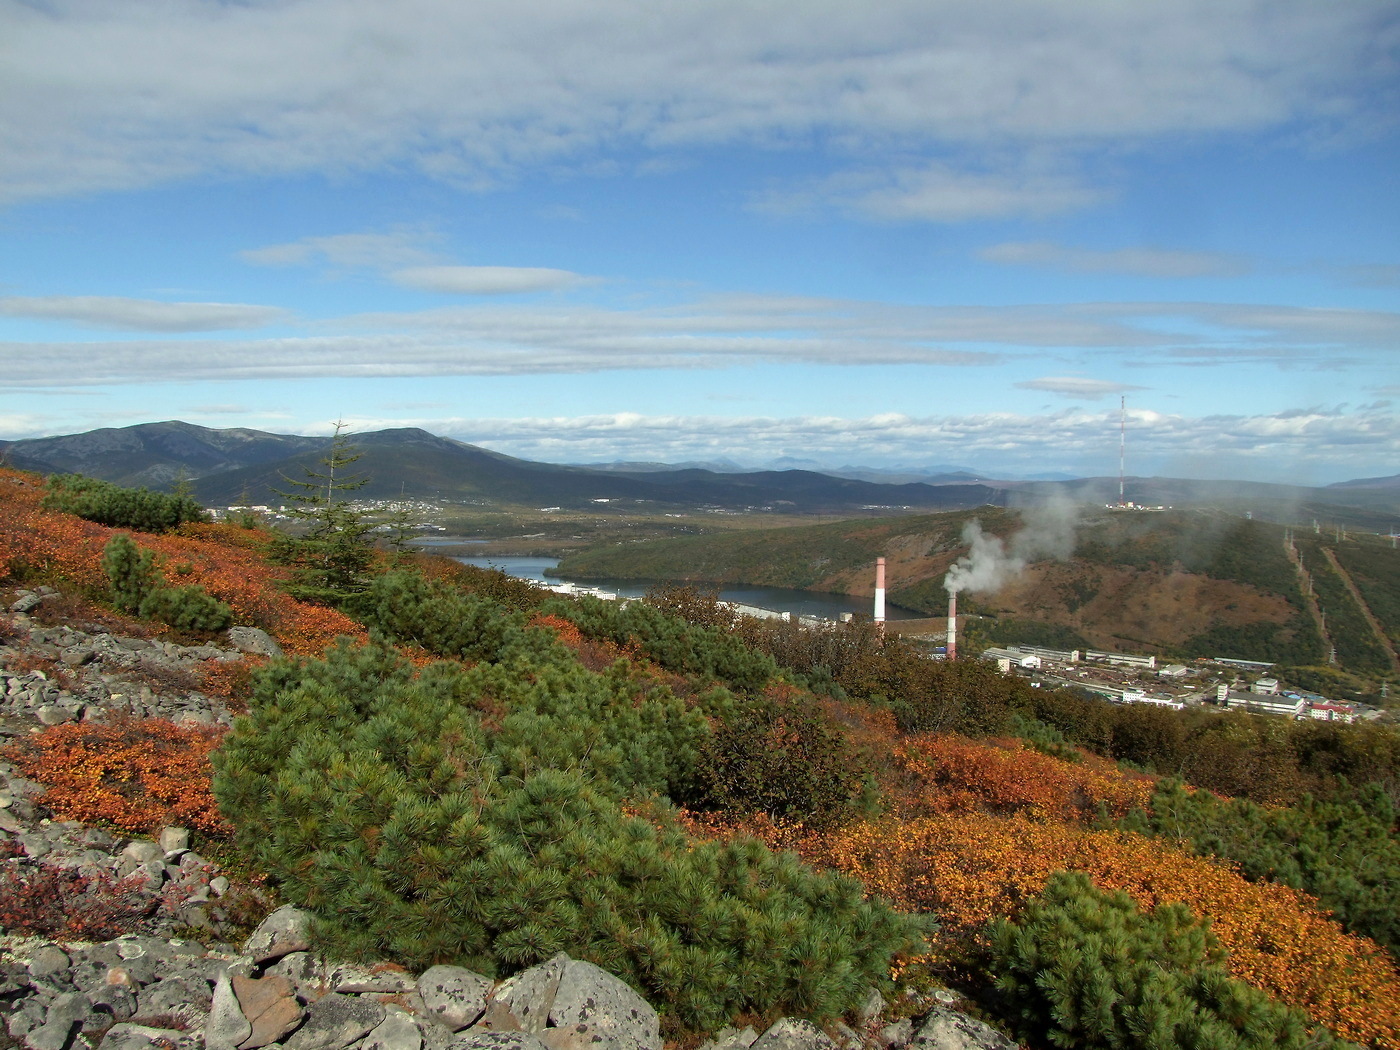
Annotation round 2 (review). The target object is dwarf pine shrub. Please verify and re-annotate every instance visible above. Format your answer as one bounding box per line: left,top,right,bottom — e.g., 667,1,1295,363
213,636,923,1029
689,686,872,828
989,871,1336,1050
102,534,232,632
102,533,159,613
44,474,207,533
137,583,233,632
544,594,778,694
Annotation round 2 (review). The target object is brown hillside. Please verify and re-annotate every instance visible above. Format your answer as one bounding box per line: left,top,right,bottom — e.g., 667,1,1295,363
974,562,1297,652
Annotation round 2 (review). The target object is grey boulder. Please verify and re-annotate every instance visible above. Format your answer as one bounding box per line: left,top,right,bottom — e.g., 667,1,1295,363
417,966,491,1032
283,994,385,1050
546,960,659,1050
908,1008,1020,1050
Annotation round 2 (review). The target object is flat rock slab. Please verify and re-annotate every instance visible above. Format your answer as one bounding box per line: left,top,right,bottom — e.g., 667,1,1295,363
331,963,417,995
751,1020,837,1050
102,1024,191,1050
283,994,385,1050
417,966,491,1032
908,1008,1019,1050
547,961,658,1050
233,974,304,1049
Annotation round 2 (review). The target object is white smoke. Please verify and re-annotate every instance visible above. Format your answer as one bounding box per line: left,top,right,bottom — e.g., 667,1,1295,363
945,495,1078,595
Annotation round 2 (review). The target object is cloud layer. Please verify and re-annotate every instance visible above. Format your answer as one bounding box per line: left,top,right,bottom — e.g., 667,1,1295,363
0,296,287,332
3,1,1394,205
2,295,1394,380
400,408,1399,480
981,242,1250,278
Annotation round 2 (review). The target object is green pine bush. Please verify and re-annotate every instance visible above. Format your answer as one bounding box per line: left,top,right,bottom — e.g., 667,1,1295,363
688,687,873,828
102,533,159,613
989,871,1337,1050
102,533,232,632
1115,779,1400,955
544,594,778,695
137,583,233,632
44,474,207,533
213,636,924,1030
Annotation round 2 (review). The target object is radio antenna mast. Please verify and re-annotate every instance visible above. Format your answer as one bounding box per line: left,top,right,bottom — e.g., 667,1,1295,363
1119,396,1126,505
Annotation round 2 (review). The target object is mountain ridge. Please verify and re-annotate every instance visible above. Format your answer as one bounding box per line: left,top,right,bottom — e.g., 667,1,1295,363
2,421,1396,522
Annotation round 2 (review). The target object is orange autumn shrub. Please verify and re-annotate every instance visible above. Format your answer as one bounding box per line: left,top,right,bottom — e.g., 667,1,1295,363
0,469,364,655
894,732,1154,821
799,812,1400,1050
528,611,640,673
0,468,111,590
529,612,585,647
7,717,231,837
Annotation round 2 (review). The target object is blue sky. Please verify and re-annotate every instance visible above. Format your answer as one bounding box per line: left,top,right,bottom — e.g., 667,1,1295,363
1,1,1397,485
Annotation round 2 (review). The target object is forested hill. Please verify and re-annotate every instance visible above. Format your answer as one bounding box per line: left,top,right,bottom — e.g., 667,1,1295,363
556,507,1400,673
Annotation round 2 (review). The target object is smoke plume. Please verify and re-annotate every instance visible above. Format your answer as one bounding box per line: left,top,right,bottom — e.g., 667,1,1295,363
945,496,1078,595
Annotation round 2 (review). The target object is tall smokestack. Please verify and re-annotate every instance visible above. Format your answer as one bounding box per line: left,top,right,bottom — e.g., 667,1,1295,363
946,591,957,661
874,558,886,626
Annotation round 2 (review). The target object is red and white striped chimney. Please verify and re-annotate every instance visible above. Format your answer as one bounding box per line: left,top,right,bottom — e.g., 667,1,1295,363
874,557,886,625
946,591,957,661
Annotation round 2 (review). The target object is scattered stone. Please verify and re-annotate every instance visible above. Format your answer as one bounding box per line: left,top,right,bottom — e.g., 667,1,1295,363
123,840,165,865
448,1034,551,1050
362,1007,423,1050
329,963,415,995
873,1021,912,1050
160,826,191,852
227,627,283,658
25,1015,78,1050
207,973,254,1050
232,975,304,1049
102,1023,192,1050
547,960,658,1050
27,945,72,979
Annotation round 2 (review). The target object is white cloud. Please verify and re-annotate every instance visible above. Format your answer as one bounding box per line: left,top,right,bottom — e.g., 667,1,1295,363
0,295,287,332
1,1,1393,204
378,407,1398,481
390,266,588,295
239,231,441,270
981,242,1249,278
1016,377,1146,401
1,295,1394,386
754,163,1106,222
1344,264,1400,288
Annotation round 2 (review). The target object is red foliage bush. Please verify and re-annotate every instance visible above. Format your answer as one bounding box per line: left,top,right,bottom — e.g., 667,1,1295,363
7,716,231,837
0,841,156,940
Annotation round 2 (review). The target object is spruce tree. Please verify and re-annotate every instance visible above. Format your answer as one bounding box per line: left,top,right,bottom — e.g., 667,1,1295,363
273,420,375,604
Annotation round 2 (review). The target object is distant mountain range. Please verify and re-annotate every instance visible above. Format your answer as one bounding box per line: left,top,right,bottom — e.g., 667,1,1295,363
0,421,1002,514
2,421,1396,523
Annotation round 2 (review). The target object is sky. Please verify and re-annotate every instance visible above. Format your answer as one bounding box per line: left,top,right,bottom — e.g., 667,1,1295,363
1,1,1398,485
